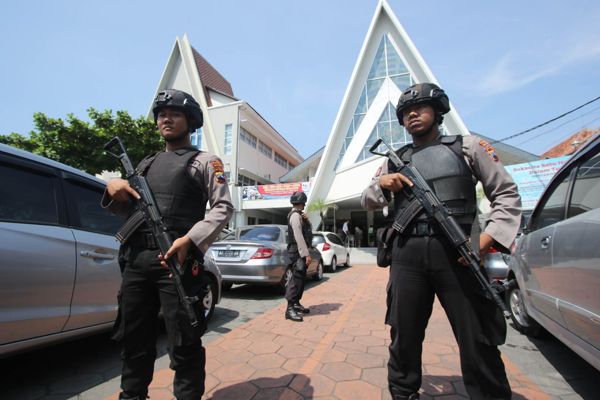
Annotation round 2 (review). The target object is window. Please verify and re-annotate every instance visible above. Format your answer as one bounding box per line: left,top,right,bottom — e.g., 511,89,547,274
64,181,125,235
531,173,571,231
240,128,257,148
568,152,600,218
274,152,288,168
224,124,232,155
238,174,256,187
328,234,344,246
258,141,272,158
312,234,326,246
191,128,203,149
0,164,59,224
247,217,256,225
239,226,280,241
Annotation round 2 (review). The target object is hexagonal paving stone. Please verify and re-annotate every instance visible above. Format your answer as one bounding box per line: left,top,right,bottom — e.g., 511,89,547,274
334,380,382,400
252,387,303,400
209,381,258,400
320,361,361,381
212,363,256,382
361,366,388,389
249,340,282,355
214,348,253,364
248,353,286,369
346,352,386,368
250,368,295,388
277,344,313,358
299,373,336,397
221,338,252,350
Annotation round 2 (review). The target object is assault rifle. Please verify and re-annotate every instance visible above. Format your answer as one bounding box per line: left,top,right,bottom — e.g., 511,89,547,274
369,138,510,318
104,137,201,328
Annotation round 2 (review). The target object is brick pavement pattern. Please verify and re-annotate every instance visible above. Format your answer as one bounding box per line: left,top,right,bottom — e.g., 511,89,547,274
103,264,549,400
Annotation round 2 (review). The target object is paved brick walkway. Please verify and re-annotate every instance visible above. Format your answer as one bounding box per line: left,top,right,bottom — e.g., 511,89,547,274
103,264,549,399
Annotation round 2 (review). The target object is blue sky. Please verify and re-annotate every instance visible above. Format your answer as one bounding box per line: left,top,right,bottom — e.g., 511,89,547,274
2,0,600,158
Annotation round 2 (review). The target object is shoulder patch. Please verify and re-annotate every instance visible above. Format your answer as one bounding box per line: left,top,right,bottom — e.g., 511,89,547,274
375,165,383,177
478,139,499,162
210,159,227,183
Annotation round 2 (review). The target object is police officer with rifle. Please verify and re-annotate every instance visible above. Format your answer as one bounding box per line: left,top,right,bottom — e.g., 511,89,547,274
102,89,233,400
361,83,521,400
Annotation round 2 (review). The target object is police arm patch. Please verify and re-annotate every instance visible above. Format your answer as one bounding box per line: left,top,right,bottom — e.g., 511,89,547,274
210,159,227,184
479,139,499,162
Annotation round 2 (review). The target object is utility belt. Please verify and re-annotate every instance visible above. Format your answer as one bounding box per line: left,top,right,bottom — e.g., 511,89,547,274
405,221,471,237
126,230,185,250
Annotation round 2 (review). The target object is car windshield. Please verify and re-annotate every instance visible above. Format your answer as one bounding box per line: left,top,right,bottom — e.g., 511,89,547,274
312,234,326,246
238,226,281,241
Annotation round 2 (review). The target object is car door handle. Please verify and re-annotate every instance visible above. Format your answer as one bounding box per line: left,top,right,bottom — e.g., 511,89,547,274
540,236,551,249
80,251,115,260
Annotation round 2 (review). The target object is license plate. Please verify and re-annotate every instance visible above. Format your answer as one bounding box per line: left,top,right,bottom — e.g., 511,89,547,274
218,250,240,257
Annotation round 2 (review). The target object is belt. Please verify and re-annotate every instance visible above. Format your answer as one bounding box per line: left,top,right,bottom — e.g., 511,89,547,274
127,232,159,250
405,221,472,237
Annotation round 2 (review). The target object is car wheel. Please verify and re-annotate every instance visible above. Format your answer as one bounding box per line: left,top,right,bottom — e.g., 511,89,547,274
278,267,293,295
313,260,324,281
202,279,217,322
506,279,541,336
329,256,337,273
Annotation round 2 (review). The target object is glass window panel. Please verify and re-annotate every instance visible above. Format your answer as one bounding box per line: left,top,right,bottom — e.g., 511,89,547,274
64,182,125,235
366,78,384,107
224,124,232,155
391,75,411,92
368,37,387,80
0,164,59,224
532,174,571,230
385,35,408,76
353,114,365,131
568,152,600,218
356,88,367,114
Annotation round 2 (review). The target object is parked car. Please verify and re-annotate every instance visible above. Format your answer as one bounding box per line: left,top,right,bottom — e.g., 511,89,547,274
505,134,600,371
482,211,531,283
209,224,323,293
0,144,221,358
312,231,350,272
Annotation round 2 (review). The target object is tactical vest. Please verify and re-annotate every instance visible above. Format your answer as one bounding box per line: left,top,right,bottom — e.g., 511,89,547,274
287,209,313,249
389,135,477,226
136,147,207,235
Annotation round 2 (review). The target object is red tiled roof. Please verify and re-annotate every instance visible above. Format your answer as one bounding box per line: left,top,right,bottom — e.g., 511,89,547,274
191,47,234,106
541,127,600,158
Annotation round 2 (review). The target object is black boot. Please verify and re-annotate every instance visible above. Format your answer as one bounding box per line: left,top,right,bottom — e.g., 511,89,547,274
119,393,148,400
293,303,310,314
391,393,419,400
285,306,303,322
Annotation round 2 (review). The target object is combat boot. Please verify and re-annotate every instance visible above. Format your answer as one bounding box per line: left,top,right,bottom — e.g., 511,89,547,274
293,303,310,314
285,306,303,322
391,393,419,400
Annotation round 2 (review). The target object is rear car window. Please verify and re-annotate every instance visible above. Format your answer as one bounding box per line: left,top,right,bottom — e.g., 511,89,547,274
239,226,280,241
312,234,326,246
0,163,59,225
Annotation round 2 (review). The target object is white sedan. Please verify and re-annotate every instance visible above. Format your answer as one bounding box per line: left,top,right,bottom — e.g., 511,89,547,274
311,231,350,272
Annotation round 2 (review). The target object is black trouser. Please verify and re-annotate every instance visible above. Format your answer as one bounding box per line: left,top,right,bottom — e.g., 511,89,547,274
386,236,511,400
113,246,206,400
285,251,306,304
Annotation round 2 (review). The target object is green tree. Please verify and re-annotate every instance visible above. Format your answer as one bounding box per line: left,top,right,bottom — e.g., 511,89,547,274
307,198,339,231
0,108,163,176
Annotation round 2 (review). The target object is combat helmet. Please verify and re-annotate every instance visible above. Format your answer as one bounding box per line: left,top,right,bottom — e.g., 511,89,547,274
152,89,203,131
290,191,307,205
395,83,450,125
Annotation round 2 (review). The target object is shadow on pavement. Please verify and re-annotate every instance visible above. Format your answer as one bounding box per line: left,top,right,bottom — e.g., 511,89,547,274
307,302,343,315
209,373,313,399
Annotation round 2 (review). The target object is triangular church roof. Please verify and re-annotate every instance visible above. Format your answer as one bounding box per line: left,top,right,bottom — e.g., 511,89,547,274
307,0,472,216
190,47,234,106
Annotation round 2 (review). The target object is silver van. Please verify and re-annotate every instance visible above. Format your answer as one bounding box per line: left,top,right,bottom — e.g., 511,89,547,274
506,134,600,371
0,144,221,357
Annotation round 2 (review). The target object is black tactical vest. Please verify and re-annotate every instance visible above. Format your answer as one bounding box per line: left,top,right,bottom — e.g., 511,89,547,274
287,209,313,249
136,147,207,234
389,135,477,226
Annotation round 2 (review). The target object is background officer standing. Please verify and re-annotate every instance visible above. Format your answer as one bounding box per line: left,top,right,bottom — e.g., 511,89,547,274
285,191,313,322
102,89,233,400
361,83,521,400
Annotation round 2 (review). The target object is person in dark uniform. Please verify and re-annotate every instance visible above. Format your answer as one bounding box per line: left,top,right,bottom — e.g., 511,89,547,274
102,89,234,400
284,191,313,322
361,83,521,400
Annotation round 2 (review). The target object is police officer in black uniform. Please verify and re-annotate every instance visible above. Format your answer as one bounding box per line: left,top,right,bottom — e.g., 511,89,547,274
284,191,313,322
361,83,521,400
102,89,234,400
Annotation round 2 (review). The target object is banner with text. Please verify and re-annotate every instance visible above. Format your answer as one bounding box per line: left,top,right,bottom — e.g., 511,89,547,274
505,156,570,210
242,182,311,200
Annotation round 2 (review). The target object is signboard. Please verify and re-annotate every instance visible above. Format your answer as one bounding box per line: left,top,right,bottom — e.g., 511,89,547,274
505,156,570,210
242,182,311,200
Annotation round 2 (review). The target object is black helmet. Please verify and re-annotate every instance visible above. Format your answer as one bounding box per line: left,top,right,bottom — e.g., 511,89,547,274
395,83,450,125
152,89,204,131
290,191,307,205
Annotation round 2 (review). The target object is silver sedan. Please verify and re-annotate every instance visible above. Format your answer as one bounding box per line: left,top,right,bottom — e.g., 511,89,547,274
210,225,323,293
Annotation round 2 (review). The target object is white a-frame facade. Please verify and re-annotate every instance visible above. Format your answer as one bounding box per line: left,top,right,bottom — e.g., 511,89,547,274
307,0,470,227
